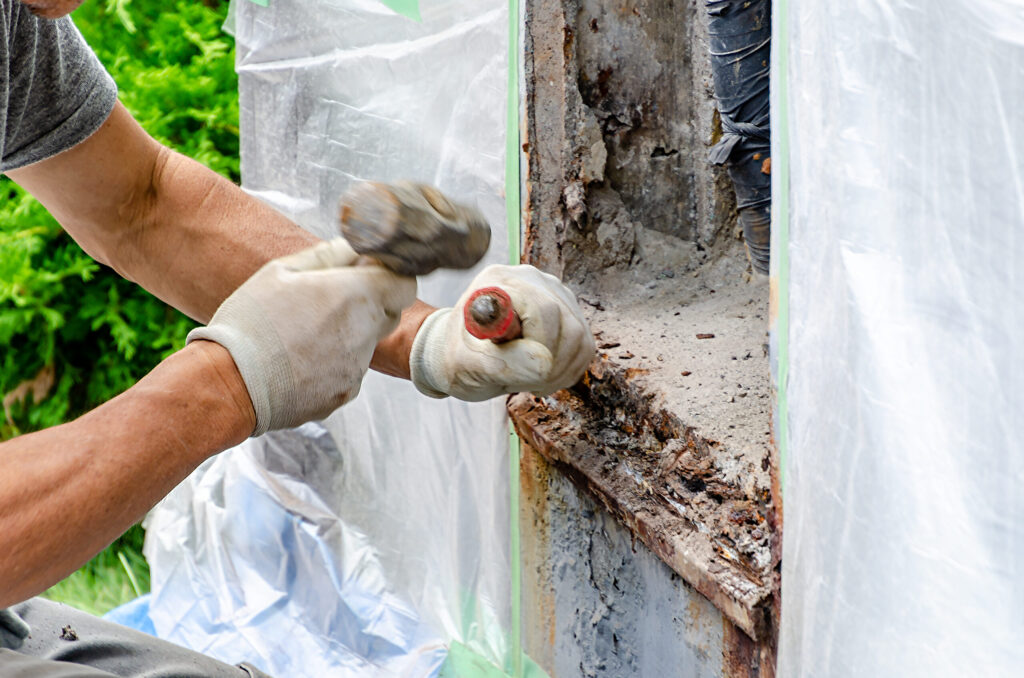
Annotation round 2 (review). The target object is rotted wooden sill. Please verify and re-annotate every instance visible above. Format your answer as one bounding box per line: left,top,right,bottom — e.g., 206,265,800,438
508,334,778,641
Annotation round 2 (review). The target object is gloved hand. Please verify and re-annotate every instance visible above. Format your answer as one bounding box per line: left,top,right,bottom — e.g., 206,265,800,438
0,608,30,650
188,238,417,436
410,264,595,401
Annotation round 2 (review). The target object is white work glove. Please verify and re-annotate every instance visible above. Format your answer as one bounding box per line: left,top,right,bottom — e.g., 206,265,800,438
188,238,416,436
410,264,595,401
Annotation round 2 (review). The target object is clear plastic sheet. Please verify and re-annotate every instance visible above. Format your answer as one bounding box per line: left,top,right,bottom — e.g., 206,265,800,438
777,2,1024,675
144,1,514,674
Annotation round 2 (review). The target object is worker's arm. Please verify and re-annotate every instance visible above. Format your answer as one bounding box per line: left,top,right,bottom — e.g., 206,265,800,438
4,101,431,375
0,340,253,608
6,102,317,323
0,236,415,604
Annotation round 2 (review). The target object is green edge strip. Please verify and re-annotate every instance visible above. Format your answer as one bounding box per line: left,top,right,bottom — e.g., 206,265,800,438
508,431,522,677
505,0,523,675
441,641,510,678
506,0,521,268
441,641,548,678
377,0,421,21
772,0,791,492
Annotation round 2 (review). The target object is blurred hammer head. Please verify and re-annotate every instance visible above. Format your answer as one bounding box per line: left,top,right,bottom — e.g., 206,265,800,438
339,181,491,277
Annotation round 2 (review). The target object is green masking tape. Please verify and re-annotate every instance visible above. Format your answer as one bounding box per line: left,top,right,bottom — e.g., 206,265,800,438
437,1,534,674
378,0,421,21
505,0,526,675
440,641,548,678
246,0,419,18
772,0,791,492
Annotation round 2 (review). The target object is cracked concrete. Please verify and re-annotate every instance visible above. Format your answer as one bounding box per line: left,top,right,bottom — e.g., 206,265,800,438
520,443,729,678
515,0,778,674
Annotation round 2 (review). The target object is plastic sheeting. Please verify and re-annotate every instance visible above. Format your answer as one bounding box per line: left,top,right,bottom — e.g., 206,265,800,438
144,1,515,675
777,1,1024,676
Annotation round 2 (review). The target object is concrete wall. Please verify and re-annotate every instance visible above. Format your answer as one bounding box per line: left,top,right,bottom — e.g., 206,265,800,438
520,442,765,678
522,0,740,285
515,0,779,675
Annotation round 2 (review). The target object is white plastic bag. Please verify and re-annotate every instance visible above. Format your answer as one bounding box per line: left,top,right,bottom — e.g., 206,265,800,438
777,2,1024,675
145,1,514,674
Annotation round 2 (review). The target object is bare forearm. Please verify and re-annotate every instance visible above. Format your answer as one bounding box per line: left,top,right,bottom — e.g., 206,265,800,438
133,148,319,321
7,102,429,374
0,341,254,607
371,300,436,379
130,159,435,371
7,103,319,323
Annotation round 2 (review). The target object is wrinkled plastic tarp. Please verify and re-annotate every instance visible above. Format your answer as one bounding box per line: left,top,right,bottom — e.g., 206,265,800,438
777,2,1024,676
144,1,514,675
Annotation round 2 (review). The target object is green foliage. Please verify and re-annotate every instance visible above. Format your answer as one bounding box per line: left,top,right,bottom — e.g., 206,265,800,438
1,0,237,439
75,0,240,180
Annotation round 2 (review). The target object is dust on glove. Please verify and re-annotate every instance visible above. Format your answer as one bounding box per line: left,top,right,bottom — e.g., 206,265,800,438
410,264,595,401
188,238,417,435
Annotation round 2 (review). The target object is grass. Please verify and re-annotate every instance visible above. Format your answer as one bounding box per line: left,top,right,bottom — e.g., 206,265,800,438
42,524,150,616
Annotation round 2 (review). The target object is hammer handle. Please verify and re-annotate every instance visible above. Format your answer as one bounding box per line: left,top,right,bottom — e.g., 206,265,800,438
464,286,522,344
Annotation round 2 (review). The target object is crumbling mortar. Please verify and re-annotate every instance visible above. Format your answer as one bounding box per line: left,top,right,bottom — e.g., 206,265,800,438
519,0,778,656
530,354,774,585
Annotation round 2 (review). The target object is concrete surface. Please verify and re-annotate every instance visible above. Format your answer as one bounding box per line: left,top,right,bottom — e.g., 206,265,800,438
520,441,728,678
515,0,779,673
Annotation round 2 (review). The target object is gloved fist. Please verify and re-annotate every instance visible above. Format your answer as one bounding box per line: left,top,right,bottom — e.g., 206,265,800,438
410,264,595,401
188,238,417,436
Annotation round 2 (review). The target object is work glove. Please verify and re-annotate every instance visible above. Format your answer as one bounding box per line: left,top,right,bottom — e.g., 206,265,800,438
0,608,30,649
410,264,595,401
188,238,417,436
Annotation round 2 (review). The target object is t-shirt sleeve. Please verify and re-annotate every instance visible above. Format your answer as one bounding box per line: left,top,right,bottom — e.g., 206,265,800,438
1,7,117,172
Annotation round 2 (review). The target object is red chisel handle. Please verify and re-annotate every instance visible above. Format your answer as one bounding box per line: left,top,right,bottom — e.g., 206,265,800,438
464,286,522,344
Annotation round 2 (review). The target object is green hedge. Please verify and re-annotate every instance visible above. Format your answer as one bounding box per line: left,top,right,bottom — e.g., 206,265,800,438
1,0,238,439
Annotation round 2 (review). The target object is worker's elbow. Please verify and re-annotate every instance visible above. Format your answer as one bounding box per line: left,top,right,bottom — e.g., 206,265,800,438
84,144,170,279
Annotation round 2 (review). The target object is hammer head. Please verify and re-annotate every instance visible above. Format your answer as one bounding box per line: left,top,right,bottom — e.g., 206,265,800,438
339,181,491,277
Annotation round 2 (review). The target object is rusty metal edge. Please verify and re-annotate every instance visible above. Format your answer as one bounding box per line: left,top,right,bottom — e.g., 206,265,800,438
509,392,772,641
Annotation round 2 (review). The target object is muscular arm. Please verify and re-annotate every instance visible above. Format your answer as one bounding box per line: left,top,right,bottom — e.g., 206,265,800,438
0,102,433,599
0,340,254,607
7,102,316,322
6,101,432,371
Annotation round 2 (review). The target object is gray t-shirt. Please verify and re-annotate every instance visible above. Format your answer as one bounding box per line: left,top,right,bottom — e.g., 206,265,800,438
1,0,117,171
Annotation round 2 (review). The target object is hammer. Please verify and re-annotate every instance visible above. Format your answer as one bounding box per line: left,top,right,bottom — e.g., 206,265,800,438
339,181,523,343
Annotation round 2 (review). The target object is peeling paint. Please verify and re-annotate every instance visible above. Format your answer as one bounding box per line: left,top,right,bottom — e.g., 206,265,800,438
509,353,776,641
518,0,779,673
519,441,732,678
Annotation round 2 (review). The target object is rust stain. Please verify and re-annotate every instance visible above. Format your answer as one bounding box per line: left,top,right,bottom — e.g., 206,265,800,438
710,109,724,146
508,356,776,640
518,441,559,660
686,596,707,629
722,618,757,677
